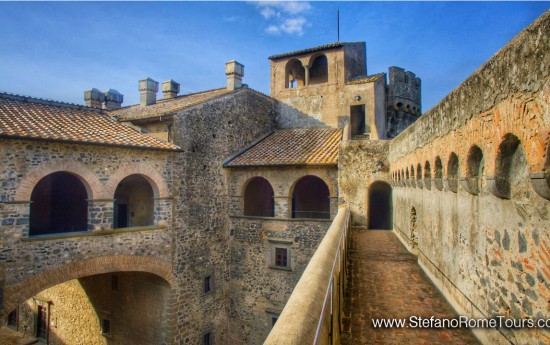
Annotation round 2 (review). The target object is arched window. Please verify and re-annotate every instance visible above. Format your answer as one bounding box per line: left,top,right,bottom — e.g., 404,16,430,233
447,153,459,193
291,176,330,219
492,134,521,199
434,156,443,190
309,55,328,85
424,161,432,190
368,181,393,229
114,174,154,228
285,59,305,89
244,177,274,217
30,172,88,236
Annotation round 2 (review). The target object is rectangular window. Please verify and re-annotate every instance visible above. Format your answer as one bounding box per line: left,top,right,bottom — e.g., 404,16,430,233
36,305,48,340
7,308,17,328
202,331,213,345
204,276,212,294
101,319,111,336
275,248,288,267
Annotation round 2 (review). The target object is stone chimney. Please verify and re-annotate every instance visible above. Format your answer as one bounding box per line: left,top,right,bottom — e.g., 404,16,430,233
225,60,244,90
104,89,123,110
139,77,159,106
162,79,180,99
84,88,104,109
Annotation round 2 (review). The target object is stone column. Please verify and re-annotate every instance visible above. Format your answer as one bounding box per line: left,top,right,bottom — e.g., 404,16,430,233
154,198,174,227
304,65,310,86
274,196,291,219
88,199,115,231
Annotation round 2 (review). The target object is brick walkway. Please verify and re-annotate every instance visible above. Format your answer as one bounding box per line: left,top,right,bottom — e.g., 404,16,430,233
341,228,479,345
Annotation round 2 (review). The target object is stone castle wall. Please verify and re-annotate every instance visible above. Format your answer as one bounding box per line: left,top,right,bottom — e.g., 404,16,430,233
169,89,277,344
388,12,549,345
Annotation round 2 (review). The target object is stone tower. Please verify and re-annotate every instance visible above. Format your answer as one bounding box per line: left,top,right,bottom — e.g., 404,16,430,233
385,67,421,138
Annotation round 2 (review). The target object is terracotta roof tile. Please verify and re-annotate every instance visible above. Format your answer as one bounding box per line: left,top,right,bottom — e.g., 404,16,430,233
226,128,342,167
110,88,231,121
269,42,346,60
346,73,385,85
0,93,180,151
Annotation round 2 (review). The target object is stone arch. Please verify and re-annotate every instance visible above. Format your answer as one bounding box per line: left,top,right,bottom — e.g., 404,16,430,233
447,152,459,193
285,59,305,88
105,163,169,199
3,256,176,313
462,145,484,195
368,181,393,230
489,133,524,199
15,160,100,201
287,173,336,198
243,176,275,217
290,175,331,219
434,156,443,190
114,174,155,228
424,161,432,190
308,54,328,85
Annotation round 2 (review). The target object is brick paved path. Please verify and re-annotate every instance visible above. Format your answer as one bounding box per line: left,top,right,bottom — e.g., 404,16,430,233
341,228,479,345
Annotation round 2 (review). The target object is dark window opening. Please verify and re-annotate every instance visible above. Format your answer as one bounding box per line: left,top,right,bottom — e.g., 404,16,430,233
30,172,88,236
114,174,154,228
204,276,212,294
350,104,368,136
101,319,111,335
285,59,305,88
111,275,119,292
494,134,521,199
368,181,393,230
417,164,422,181
447,153,459,193
36,305,48,340
275,248,288,267
203,331,213,345
243,177,274,217
291,176,330,219
309,55,328,84
7,309,17,328
467,146,484,178
271,316,279,327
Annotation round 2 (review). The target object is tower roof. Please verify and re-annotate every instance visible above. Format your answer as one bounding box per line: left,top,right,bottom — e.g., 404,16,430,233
269,42,363,60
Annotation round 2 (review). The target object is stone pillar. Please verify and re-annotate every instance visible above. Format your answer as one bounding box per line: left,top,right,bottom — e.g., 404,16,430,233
154,198,173,227
274,196,290,219
88,199,115,231
304,65,310,86
84,88,104,109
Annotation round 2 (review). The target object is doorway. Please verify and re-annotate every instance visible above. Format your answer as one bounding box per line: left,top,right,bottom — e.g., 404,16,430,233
368,181,393,229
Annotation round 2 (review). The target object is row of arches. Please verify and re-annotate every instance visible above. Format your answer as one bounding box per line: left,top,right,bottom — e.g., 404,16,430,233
29,172,157,236
243,175,331,219
390,133,539,199
285,54,328,89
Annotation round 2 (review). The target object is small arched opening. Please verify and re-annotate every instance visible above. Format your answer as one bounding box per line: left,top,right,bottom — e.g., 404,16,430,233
243,177,274,217
285,59,305,89
30,172,88,236
434,156,443,190
492,134,522,199
368,181,393,230
464,145,484,195
291,176,330,219
309,54,328,85
424,161,432,190
114,174,154,228
447,153,459,193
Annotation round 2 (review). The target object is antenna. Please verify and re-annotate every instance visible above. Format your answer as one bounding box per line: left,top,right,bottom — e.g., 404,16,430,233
337,9,340,42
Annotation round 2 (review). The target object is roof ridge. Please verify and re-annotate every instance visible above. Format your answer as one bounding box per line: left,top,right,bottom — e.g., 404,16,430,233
268,42,364,60
0,92,104,114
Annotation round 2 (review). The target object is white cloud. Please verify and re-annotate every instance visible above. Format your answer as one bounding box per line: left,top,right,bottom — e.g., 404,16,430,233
252,1,311,36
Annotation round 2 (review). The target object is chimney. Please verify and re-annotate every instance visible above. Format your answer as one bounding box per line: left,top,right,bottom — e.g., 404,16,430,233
139,77,159,106
162,79,180,99
84,88,104,109
225,60,244,90
104,89,123,110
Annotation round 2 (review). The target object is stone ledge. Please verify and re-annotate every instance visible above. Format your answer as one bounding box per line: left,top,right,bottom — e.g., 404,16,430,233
21,225,165,242
230,215,332,222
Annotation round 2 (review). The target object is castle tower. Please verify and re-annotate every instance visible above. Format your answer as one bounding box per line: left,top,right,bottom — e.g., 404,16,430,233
385,67,421,138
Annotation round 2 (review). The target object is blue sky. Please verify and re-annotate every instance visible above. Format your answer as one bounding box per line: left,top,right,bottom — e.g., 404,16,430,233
0,1,547,111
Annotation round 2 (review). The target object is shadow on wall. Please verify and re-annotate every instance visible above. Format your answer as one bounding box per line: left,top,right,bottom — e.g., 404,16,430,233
276,102,330,129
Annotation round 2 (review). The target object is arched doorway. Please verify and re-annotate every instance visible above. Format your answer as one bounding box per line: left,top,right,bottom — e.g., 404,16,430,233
30,172,89,236
368,181,393,229
114,174,154,228
291,176,330,219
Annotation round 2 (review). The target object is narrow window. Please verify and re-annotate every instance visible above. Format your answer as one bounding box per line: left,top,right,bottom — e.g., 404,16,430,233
7,309,17,328
111,275,119,292
204,276,212,294
271,316,278,327
101,319,111,336
275,248,288,267
203,331,213,345
36,305,48,340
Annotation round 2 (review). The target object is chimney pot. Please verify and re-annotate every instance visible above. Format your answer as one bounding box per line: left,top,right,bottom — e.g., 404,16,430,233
162,79,180,99
84,88,104,109
225,61,244,91
138,77,159,106
103,89,123,110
